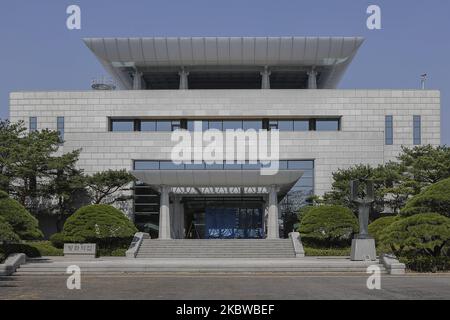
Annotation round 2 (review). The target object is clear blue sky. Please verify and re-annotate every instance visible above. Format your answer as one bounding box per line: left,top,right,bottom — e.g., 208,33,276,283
0,0,448,144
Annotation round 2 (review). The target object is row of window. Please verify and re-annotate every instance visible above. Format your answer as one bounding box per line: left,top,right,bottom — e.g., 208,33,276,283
29,117,65,141
134,160,314,172
110,118,341,132
385,115,422,146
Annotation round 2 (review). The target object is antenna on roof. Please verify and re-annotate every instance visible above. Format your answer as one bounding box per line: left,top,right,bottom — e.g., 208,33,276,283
91,76,116,90
420,74,427,90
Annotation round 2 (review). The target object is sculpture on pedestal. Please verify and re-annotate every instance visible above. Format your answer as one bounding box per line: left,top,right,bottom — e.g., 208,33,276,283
350,180,377,261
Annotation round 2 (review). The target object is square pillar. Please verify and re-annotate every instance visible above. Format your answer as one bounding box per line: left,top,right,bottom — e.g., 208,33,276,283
159,185,171,239
172,196,184,239
267,185,280,239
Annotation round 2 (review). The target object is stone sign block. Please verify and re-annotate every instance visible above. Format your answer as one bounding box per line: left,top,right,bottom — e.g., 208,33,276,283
64,243,97,259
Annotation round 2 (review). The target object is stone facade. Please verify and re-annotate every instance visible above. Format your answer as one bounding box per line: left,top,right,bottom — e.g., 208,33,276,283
9,89,441,196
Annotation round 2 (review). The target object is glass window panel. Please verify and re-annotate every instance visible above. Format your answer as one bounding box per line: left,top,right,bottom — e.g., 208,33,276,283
224,163,242,170
171,120,181,131
295,177,314,187
141,121,156,131
205,162,224,170
185,163,206,170
208,121,223,131
223,121,243,130
57,117,64,141
268,121,278,130
156,121,172,132
243,121,262,130
159,161,184,170
134,161,159,170
187,120,205,132
242,162,261,170
293,120,309,131
288,160,314,170
316,119,340,131
278,121,294,131
29,117,37,132
413,115,421,145
111,120,134,132
385,115,393,145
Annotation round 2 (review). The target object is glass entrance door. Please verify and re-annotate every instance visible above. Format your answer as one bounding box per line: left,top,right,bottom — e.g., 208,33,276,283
205,207,264,239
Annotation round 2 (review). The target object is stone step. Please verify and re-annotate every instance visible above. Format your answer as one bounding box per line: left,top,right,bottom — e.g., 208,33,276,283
16,264,387,274
136,239,296,259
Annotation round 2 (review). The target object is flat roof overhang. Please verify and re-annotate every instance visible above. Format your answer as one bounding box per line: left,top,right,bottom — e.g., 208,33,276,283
131,169,304,198
84,36,364,90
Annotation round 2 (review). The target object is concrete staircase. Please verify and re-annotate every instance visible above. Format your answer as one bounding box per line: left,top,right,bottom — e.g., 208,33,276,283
15,257,387,275
136,239,296,259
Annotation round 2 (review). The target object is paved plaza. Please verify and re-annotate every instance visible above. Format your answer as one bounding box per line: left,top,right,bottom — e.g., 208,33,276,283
1,273,449,300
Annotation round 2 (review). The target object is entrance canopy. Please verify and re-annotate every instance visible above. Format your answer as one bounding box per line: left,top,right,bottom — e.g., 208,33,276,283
131,169,304,197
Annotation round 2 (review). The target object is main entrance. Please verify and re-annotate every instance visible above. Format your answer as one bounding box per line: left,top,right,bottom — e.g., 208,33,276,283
183,197,265,239
131,169,305,240
185,200,264,239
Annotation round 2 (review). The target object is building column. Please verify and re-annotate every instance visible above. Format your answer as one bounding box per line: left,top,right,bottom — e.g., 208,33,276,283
261,66,271,89
179,68,189,90
307,68,318,89
179,202,185,239
263,195,269,238
172,196,184,239
133,70,144,90
267,185,280,239
159,185,171,239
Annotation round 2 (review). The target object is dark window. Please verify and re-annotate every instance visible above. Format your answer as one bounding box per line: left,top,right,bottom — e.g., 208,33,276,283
159,161,184,170
293,120,309,131
29,117,37,132
111,120,134,132
268,121,278,131
208,121,223,131
187,120,206,132
243,121,262,130
134,161,159,170
171,120,181,131
205,162,225,170
413,115,421,145
223,163,243,170
57,117,65,141
316,119,340,131
223,121,243,130
156,121,172,132
385,115,393,145
185,163,206,170
141,121,156,132
278,120,294,131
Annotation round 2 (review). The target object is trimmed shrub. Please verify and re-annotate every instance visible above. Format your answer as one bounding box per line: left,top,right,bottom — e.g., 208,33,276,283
368,216,401,243
298,205,359,248
1,244,41,258
57,205,137,255
0,216,20,243
379,213,450,272
62,204,137,240
401,178,450,218
25,241,63,257
0,191,43,240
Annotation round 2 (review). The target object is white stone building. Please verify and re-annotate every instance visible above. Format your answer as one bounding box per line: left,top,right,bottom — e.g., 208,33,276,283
9,37,441,239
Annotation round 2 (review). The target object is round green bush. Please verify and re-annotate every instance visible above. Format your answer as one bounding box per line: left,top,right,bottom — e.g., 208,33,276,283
0,191,43,240
298,205,358,248
368,216,401,243
0,216,20,243
379,213,450,272
401,178,450,218
61,204,137,243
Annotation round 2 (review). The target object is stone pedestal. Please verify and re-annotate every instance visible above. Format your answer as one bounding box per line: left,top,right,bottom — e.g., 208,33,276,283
350,238,376,261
